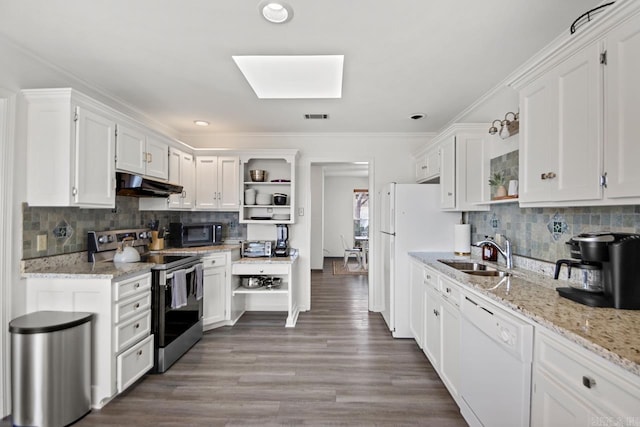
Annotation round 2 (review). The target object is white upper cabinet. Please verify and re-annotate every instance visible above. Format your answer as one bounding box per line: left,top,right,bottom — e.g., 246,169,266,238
24,88,116,208
603,13,640,200
168,147,195,210
512,2,640,206
414,145,440,183
519,42,603,204
195,156,239,210
432,124,490,212
116,123,169,180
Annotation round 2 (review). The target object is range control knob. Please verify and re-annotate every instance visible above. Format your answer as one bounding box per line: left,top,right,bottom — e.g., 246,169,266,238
139,231,148,239
97,235,109,244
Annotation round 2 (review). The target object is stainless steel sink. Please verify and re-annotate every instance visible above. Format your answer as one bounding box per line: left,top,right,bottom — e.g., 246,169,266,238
438,259,511,277
464,270,510,277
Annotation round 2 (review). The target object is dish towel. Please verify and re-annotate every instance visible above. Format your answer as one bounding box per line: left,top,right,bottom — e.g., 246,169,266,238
171,269,188,309
194,263,203,301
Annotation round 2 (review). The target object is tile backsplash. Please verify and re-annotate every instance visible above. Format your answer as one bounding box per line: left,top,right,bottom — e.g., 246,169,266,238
22,197,246,259
468,203,640,262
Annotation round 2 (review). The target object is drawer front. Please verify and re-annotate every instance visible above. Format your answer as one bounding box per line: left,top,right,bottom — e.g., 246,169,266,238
535,329,640,417
232,263,289,276
115,292,151,323
423,267,439,291
440,276,461,306
115,311,151,353
117,334,154,393
203,254,226,268
114,273,151,301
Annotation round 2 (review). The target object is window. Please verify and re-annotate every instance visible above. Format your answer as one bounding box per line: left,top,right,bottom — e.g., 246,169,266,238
353,189,368,246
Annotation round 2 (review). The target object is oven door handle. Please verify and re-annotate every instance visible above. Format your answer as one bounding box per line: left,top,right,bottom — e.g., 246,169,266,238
165,264,198,281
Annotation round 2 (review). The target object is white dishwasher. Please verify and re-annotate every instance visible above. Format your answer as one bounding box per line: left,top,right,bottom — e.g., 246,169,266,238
459,293,533,427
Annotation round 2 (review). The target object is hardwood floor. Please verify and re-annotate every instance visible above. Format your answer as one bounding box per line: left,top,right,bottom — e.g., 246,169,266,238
26,258,467,426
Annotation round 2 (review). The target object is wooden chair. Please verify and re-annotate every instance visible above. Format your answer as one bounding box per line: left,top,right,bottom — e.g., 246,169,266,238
340,234,362,268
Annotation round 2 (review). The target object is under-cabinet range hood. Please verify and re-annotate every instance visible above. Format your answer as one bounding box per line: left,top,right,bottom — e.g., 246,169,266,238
116,172,183,198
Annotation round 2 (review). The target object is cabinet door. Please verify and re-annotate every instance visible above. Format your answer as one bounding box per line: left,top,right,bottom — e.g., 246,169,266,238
409,262,425,348
423,286,441,369
218,156,239,209
440,297,460,401
520,43,602,203
195,156,218,209
181,152,195,209
426,148,440,179
168,148,182,208
604,14,640,199
531,368,595,427
439,138,456,209
74,106,116,207
115,124,146,175
456,133,489,208
203,266,226,325
415,153,428,182
145,136,169,180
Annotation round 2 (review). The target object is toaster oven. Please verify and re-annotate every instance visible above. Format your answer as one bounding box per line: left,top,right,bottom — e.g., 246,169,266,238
242,240,274,257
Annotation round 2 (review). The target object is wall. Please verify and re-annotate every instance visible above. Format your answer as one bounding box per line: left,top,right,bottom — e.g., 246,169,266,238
310,165,324,269
468,204,640,263
22,197,246,259
323,176,369,257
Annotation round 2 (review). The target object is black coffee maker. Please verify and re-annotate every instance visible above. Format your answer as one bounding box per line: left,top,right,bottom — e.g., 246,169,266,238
556,232,640,309
274,224,290,257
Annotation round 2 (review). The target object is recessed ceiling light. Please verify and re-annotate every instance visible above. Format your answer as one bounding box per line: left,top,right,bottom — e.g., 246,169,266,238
409,113,426,120
233,55,344,99
194,120,210,126
259,1,293,24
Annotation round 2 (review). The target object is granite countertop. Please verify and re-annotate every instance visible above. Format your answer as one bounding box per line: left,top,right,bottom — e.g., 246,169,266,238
234,249,299,264
152,244,241,255
22,260,154,280
409,252,640,377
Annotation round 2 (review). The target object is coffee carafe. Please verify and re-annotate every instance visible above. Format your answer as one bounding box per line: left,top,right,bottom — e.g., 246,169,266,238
556,232,640,309
274,224,289,257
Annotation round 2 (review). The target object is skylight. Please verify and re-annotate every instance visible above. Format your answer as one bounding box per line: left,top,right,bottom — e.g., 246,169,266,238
232,55,344,99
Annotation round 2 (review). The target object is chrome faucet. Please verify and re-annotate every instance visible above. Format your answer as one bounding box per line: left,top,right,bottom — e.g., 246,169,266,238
475,237,513,269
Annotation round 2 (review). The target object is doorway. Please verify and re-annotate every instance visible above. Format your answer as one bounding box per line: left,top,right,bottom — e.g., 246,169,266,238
308,161,373,310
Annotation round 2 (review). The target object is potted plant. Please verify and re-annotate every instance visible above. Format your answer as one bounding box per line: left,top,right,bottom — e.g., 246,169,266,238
489,172,507,199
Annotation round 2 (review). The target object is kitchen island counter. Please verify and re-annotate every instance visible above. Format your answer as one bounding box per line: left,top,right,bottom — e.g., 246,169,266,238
409,251,640,377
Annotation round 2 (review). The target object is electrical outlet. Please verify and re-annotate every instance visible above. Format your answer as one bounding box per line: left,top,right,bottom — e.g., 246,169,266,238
298,208,304,216
37,234,47,252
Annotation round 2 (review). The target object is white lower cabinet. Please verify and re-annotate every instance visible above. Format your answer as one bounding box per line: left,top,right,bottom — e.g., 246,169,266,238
409,260,425,349
202,253,228,328
412,264,460,403
26,272,153,409
532,328,640,427
231,258,299,327
439,277,461,402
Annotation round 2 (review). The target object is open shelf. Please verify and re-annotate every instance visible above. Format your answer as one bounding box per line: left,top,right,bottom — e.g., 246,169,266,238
233,282,289,295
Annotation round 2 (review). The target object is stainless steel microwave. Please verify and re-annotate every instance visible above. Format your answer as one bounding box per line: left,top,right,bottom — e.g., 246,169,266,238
168,222,222,247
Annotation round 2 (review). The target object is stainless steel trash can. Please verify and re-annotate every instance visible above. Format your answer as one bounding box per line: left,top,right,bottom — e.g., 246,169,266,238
10,311,93,427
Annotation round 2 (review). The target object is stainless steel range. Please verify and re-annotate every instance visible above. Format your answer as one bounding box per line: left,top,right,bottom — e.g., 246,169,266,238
88,228,203,373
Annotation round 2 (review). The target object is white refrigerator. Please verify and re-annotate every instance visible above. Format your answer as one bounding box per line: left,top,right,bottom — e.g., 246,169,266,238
380,183,460,338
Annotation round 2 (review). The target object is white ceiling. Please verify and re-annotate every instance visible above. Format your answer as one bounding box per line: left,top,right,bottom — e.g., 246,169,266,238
0,0,600,135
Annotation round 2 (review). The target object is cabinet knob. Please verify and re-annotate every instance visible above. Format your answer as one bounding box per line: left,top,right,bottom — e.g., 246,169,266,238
447,192,453,196
210,260,216,265
134,303,140,309
426,275,431,280
446,287,451,293
134,283,140,289
540,172,557,180
137,350,143,356
582,376,596,389
135,323,140,329
421,166,428,170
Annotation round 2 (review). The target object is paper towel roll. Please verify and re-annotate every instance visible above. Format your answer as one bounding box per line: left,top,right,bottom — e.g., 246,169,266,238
454,224,471,255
